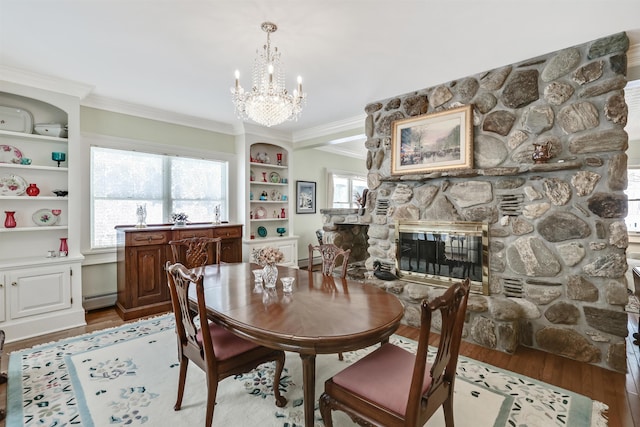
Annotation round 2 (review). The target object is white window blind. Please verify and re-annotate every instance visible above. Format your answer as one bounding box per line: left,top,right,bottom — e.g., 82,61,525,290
91,147,228,249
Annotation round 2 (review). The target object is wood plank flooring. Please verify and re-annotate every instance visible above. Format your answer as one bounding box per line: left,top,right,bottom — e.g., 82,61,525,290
0,308,638,427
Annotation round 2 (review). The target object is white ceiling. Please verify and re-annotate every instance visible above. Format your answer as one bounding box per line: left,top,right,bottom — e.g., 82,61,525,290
1,1,639,158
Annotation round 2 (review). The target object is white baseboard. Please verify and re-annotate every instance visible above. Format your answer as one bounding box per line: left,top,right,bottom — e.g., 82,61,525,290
82,292,117,311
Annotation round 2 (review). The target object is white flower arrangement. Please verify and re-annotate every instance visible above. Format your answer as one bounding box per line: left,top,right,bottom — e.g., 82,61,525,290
255,247,284,266
171,212,188,223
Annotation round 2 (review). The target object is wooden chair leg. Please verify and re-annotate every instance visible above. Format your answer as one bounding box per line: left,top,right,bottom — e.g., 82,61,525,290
174,357,189,410
319,393,334,427
338,352,344,361
205,377,219,427
443,394,455,427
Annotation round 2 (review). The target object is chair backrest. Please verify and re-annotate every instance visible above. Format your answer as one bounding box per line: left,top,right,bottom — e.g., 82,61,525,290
308,243,351,278
165,262,217,368
405,277,470,426
169,237,222,269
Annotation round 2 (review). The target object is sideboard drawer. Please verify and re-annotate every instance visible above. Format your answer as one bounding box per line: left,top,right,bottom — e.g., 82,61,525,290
212,226,242,239
127,231,171,246
173,228,214,240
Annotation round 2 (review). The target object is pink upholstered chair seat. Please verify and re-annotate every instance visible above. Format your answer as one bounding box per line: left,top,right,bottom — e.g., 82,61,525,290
196,322,260,361
332,343,433,416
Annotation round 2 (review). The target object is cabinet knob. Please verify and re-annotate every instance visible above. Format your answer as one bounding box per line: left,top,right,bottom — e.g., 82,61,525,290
11,281,17,286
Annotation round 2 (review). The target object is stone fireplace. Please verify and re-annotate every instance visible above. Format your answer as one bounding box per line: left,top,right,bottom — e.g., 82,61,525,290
352,32,630,372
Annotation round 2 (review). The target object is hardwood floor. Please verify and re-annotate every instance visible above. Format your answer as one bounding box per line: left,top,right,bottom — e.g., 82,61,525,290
1,308,638,426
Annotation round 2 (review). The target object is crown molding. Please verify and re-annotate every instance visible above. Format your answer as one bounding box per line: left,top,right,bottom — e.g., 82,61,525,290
234,121,293,142
292,114,366,143
82,94,237,135
315,143,366,160
0,65,94,99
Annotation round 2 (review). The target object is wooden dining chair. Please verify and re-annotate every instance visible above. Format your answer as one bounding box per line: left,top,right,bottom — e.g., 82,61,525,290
309,243,352,360
319,278,470,427
166,262,287,427
168,237,222,269
308,243,351,278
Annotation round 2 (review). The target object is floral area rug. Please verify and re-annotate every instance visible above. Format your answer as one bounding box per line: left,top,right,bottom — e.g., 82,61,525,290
7,314,607,426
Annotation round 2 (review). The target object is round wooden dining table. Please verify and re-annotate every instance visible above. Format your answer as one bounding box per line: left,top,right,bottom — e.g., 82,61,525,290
188,262,404,427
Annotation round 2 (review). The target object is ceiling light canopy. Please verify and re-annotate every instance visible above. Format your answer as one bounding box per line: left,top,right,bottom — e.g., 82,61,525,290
231,22,306,127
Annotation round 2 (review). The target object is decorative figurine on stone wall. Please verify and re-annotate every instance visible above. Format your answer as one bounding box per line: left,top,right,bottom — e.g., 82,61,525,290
532,142,552,164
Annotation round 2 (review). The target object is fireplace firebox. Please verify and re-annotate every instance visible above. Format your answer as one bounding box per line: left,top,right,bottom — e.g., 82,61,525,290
395,220,489,295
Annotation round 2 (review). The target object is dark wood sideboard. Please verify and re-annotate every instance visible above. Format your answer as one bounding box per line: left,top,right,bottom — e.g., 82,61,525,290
115,223,243,320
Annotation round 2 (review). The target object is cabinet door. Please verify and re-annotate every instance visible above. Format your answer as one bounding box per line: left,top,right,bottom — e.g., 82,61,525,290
8,265,71,319
220,238,242,263
276,241,297,266
129,245,170,306
213,226,242,263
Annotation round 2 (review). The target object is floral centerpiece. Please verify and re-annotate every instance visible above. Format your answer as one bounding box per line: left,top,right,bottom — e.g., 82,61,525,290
171,212,188,227
255,247,284,289
256,247,285,265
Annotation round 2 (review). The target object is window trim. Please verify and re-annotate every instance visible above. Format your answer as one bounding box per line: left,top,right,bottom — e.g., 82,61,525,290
81,132,238,256
326,168,367,209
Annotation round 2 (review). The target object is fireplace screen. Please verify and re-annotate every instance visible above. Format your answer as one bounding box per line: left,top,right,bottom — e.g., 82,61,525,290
395,220,489,295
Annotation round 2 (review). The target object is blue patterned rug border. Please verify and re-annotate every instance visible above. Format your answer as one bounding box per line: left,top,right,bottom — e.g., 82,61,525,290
7,315,174,426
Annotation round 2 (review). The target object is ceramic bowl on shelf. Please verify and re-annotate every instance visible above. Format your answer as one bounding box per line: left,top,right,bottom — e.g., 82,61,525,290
34,123,68,138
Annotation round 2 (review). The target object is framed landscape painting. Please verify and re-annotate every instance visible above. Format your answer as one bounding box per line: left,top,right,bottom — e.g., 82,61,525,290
296,180,316,214
391,104,473,175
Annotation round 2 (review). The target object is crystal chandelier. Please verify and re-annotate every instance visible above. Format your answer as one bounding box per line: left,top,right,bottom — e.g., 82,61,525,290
231,22,306,127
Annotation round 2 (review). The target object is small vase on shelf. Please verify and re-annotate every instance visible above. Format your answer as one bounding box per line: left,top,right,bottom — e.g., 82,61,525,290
59,237,69,257
4,211,16,228
26,184,40,197
262,263,278,289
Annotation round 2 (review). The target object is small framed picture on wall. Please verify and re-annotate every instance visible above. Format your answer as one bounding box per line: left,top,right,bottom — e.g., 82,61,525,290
296,180,316,214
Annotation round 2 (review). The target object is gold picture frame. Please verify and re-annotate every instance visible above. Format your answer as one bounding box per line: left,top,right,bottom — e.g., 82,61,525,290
391,104,473,175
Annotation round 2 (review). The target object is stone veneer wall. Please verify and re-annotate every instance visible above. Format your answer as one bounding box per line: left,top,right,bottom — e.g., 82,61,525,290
360,32,630,372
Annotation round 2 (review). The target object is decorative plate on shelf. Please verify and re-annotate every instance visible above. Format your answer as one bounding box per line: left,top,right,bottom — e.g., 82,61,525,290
0,145,23,164
0,106,33,133
32,209,60,226
255,206,267,219
269,171,281,183
270,189,281,201
257,226,268,237
0,173,28,195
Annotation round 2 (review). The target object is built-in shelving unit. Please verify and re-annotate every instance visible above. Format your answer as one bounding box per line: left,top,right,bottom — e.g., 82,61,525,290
243,141,298,267
0,83,86,343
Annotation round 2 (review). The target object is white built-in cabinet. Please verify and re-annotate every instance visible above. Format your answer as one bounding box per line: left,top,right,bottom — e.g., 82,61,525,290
242,141,298,267
0,81,86,343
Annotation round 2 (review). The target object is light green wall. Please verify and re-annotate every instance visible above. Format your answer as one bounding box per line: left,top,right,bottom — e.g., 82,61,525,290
79,106,238,300
80,107,235,153
291,148,367,261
